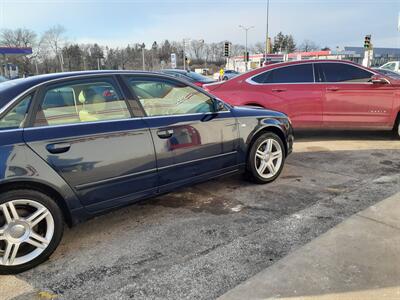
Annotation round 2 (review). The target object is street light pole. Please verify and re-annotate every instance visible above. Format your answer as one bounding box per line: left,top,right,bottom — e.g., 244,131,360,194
239,25,254,71
183,38,190,70
265,0,270,64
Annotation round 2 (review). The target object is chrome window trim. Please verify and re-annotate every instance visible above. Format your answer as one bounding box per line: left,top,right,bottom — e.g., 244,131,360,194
246,61,378,85
23,116,137,131
141,111,231,119
22,111,233,131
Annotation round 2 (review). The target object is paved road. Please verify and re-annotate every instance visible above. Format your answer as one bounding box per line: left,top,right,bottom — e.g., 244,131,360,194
13,131,400,300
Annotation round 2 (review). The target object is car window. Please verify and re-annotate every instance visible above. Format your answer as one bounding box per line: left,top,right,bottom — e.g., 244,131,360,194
252,64,314,84
0,94,32,130
126,77,214,116
34,79,130,127
316,63,373,83
381,63,396,71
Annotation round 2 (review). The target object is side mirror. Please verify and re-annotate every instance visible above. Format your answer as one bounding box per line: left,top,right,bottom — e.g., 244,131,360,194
214,99,227,112
371,74,390,85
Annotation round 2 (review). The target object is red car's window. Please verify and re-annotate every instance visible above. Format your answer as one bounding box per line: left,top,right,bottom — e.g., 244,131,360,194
315,63,373,83
252,64,314,84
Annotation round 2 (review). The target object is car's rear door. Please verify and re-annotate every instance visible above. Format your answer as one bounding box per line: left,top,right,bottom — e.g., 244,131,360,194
249,63,323,128
122,75,239,193
23,75,158,212
315,62,395,128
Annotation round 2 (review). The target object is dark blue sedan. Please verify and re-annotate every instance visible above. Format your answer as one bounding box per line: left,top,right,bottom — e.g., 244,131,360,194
0,71,293,273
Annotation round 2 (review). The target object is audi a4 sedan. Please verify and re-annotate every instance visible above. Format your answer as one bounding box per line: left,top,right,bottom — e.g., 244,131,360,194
204,60,400,138
0,71,293,273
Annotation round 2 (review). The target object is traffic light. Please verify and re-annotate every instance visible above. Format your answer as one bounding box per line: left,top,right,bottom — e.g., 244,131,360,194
364,35,371,49
224,42,231,57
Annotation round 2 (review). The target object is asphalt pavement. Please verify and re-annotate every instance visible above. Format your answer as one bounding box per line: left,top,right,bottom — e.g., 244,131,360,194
3,130,400,300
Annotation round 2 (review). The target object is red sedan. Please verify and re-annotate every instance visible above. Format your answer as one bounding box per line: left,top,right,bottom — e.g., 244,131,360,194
204,60,400,138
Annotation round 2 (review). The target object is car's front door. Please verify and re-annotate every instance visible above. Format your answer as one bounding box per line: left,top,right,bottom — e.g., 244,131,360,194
122,75,239,192
23,76,158,212
315,62,395,128
249,63,323,128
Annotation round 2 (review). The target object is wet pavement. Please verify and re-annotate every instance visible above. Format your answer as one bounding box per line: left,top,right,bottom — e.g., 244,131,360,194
13,130,400,300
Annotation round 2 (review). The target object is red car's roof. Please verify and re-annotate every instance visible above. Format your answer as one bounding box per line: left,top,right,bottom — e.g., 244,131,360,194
232,59,379,83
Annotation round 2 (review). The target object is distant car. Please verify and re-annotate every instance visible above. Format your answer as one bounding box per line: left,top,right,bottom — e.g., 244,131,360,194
222,70,240,81
0,70,293,273
373,68,400,79
160,69,215,87
204,59,400,138
0,76,9,83
379,61,400,74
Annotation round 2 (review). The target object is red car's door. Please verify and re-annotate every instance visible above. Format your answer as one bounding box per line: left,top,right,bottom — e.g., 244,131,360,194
248,63,323,128
315,62,395,128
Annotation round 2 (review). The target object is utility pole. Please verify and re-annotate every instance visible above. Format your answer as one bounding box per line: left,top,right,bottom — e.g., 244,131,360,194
141,43,145,71
239,25,254,71
264,0,270,64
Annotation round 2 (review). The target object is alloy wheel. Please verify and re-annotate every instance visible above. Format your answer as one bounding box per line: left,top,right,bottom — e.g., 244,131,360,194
0,200,54,266
254,138,283,179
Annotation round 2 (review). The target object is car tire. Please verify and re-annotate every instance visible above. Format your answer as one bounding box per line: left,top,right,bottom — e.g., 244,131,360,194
393,115,400,139
223,76,228,81
0,189,64,274
246,132,285,184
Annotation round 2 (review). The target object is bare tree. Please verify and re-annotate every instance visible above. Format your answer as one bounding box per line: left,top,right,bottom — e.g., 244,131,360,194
41,25,66,71
189,40,205,61
0,28,37,48
253,42,265,54
299,39,319,52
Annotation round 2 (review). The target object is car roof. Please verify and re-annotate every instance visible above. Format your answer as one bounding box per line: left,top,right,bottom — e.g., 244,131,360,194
162,69,189,74
0,70,170,108
239,59,374,78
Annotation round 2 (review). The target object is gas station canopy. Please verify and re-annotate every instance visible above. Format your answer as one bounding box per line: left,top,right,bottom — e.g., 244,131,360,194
0,47,32,56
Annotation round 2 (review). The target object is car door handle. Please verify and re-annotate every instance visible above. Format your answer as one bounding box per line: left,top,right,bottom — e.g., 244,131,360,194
46,143,71,154
272,88,286,92
157,129,174,139
326,87,339,91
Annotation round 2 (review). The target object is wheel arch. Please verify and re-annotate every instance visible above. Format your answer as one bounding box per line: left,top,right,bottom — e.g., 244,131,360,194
247,125,288,160
0,180,73,226
393,111,400,129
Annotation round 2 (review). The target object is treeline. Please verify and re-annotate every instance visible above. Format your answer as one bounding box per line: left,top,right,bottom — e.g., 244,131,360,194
0,26,323,75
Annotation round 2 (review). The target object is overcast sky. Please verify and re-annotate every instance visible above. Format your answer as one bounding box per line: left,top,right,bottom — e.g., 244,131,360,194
1,0,399,49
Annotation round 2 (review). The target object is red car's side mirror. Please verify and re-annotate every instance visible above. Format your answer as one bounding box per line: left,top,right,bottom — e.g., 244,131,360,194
371,74,390,85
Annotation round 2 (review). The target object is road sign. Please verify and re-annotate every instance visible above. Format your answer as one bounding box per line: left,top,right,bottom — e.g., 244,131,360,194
171,53,177,69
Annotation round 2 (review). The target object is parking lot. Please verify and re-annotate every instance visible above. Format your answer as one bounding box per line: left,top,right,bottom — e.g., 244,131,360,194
10,130,400,300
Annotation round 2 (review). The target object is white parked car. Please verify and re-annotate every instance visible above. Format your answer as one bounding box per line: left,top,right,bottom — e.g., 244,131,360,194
379,61,400,74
